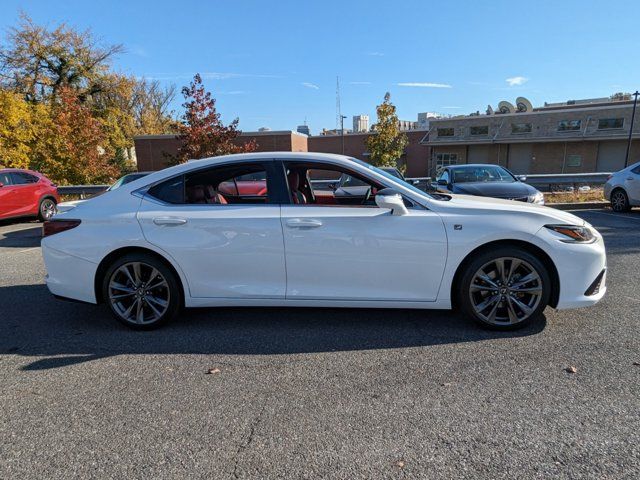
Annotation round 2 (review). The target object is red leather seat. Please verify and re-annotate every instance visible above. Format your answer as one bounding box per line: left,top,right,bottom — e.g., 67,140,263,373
205,185,228,204
287,171,307,204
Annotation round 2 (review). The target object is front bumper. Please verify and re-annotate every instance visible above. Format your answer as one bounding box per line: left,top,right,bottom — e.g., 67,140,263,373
535,227,607,309
42,244,98,304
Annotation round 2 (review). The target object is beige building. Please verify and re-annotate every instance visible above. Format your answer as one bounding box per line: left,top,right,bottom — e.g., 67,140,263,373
424,96,640,176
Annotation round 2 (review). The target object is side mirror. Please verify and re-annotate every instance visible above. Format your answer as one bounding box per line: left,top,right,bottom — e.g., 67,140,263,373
0,182,4,188
437,179,448,186
517,175,527,182
375,188,408,216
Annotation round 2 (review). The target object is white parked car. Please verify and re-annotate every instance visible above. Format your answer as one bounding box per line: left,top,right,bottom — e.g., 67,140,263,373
604,161,640,211
42,153,607,330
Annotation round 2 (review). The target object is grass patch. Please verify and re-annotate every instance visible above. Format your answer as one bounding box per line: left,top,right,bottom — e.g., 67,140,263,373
544,189,605,204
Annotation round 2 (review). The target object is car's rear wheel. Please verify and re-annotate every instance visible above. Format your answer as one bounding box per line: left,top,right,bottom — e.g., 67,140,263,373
610,188,631,212
458,247,551,330
38,197,57,221
102,253,181,329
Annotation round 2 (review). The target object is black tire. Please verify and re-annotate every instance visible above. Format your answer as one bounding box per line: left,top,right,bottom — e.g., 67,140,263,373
37,197,57,221
610,188,631,212
457,246,551,331
101,252,181,330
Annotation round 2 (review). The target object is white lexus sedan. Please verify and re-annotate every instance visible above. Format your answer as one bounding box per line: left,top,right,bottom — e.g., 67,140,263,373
41,153,607,330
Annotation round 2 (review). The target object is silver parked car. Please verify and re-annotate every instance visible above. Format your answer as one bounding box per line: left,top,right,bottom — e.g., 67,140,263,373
604,161,640,212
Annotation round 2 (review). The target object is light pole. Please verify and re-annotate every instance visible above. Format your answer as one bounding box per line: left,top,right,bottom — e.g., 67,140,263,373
624,90,639,168
340,115,347,155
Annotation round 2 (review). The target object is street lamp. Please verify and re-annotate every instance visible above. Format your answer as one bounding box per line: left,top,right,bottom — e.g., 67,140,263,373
624,90,639,168
340,115,347,155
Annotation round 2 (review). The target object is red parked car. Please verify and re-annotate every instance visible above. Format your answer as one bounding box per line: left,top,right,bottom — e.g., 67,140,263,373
0,168,60,221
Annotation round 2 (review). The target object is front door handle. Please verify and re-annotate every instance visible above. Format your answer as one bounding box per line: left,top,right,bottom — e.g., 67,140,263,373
153,217,187,226
285,218,323,229
626,176,635,181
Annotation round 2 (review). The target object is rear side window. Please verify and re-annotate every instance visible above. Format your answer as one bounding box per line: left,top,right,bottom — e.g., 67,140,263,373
147,176,185,204
632,165,640,175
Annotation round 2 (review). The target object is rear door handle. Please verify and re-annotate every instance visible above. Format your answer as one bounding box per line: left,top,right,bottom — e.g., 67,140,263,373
153,217,187,226
285,218,323,229
626,177,635,181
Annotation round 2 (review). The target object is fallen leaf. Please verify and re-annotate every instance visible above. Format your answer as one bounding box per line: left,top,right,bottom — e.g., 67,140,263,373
395,460,405,469
633,362,640,366
565,366,577,374
441,382,453,387
206,368,221,374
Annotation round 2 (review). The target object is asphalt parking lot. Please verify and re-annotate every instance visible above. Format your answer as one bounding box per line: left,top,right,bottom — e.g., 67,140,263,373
1,210,639,479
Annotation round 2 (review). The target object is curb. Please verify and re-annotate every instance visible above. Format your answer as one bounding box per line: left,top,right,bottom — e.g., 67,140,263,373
547,202,609,211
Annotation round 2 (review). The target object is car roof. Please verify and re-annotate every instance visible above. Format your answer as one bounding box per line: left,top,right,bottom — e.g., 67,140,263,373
448,164,503,169
0,168,40,175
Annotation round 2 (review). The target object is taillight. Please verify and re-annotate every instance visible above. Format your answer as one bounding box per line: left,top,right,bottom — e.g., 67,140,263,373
43,219,81,237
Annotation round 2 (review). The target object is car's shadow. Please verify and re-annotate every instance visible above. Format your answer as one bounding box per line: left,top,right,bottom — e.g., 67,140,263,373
0,222,42,248
0,284,546,371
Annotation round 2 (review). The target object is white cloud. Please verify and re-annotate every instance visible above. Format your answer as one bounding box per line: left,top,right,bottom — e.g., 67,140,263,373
218,90,248,95
397,82,452,88
442,106,462,109
143,72,282,81
349,81,371,85
505,76,528,86
366,52,385,56
301,82,320,90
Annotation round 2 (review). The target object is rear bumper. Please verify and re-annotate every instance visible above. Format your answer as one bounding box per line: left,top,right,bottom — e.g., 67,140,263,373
42,244,98,304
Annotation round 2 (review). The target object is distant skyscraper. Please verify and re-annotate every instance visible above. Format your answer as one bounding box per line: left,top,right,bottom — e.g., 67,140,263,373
296,123,310,136
352,115,369,133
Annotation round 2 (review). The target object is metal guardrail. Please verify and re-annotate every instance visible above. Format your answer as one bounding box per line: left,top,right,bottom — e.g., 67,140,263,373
57,185,109,198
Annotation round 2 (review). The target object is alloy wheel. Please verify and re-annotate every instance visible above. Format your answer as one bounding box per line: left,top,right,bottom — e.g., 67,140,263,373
611,191,628,212
40,199,57,220
469,257,543,326
108,262,170,325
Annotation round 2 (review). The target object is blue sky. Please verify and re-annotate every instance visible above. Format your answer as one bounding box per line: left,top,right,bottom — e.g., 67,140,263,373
2,0,639,133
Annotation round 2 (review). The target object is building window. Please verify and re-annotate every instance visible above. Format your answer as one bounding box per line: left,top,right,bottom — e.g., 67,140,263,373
566,154,582,167
557,120,581,131
437,127,454,137
511,123,532,134
470,125,489,136
598,118,624,130
435,153,458,174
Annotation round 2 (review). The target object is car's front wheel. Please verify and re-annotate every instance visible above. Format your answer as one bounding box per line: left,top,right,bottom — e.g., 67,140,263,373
458,247,551,330
102,253,181,329
610,188,631,212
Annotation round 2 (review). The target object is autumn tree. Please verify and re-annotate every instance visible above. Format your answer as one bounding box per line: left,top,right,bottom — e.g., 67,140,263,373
172,74,255,164
0,13,123,102
31,87,119,185
0,90,47,169
365,92,408,168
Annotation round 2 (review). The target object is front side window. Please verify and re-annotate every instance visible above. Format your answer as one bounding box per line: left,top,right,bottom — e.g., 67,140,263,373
284,162,384,207
437,127,454,137
557,120,581,131
0,172,12,185
511,123,532,134
598,118,624,130
470,125,489,136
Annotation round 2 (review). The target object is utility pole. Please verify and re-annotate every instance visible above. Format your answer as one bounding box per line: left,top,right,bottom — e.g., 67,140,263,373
624,90,639,168
340,115,347,155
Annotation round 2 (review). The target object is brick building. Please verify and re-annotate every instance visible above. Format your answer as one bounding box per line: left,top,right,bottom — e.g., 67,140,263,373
425,96,640,176
134,129,431,177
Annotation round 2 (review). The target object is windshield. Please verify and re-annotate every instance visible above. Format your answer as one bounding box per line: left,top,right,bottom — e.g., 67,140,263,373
451,166,516,183
349,158,433,198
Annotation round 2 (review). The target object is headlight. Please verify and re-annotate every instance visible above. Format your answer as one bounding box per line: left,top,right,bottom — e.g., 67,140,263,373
528,191,545,204
544,224,596,243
